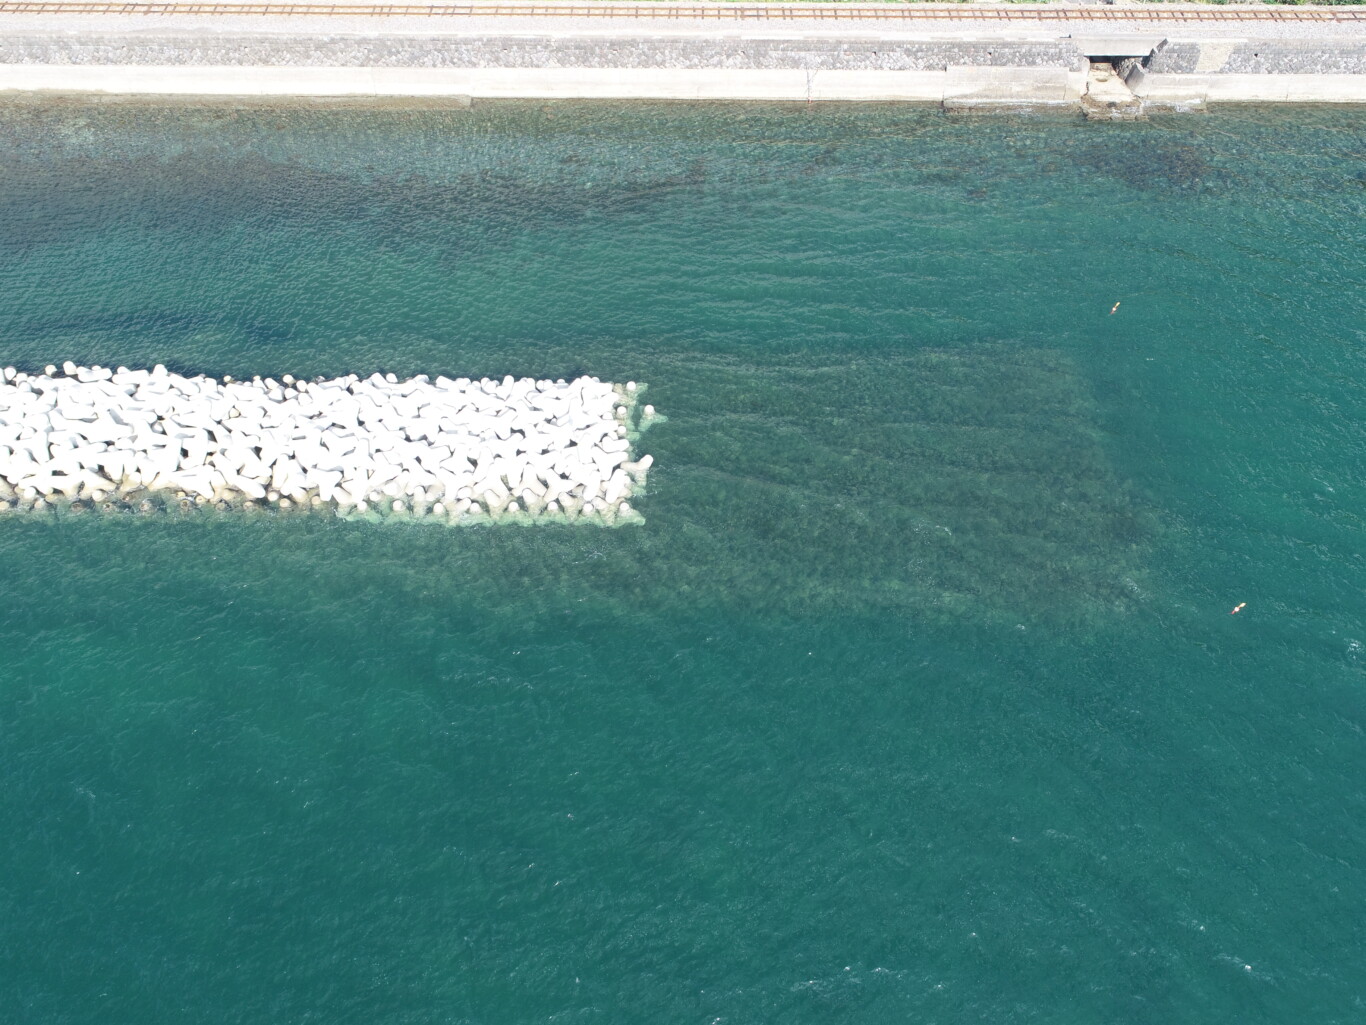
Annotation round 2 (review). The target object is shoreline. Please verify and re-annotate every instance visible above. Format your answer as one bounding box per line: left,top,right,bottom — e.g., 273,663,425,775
3,66,1366,107
1,2,1364,109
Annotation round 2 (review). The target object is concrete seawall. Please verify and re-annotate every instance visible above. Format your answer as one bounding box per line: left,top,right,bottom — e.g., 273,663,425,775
1128,36,1366,106
0,3,1364,109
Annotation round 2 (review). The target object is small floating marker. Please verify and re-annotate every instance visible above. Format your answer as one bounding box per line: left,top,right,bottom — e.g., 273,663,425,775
1230,602,1247,615
1109,301,1121,315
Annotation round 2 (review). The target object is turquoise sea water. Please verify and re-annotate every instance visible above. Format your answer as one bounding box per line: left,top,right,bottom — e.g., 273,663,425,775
1,100,1363,1023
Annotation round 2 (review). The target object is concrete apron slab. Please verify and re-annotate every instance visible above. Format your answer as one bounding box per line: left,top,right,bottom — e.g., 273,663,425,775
943,65,1087,108
1081,61,1142,119
0,63,1090,104
1135,73,1366,105
0,60,1363,109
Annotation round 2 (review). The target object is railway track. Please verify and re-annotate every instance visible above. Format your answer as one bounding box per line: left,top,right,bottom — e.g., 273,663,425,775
0,2,1362,21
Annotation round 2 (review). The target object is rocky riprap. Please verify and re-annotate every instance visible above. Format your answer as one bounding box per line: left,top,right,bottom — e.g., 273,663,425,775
0,363,656,524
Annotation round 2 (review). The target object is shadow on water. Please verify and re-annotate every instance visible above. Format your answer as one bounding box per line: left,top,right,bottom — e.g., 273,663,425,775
1071,138,1233,194
3,339,1156,631
586,339,1154,627
0,100,1180,628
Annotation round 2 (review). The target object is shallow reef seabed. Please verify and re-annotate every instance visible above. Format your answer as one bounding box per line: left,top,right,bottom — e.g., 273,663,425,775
0,101,1364,1025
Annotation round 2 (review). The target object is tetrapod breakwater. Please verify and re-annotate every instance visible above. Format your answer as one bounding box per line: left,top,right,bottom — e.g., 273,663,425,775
0,363,657,524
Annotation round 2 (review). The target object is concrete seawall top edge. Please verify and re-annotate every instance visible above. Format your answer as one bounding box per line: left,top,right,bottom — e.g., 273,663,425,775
3,15,1364,40
1,0,1364,105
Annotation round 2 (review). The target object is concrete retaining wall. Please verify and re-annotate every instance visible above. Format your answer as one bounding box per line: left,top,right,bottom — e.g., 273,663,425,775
1148,39,1366,76
0,24,1362,107
0,34,1088,72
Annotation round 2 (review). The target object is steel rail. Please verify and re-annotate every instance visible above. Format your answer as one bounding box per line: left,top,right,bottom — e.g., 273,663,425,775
0,1,1362,20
